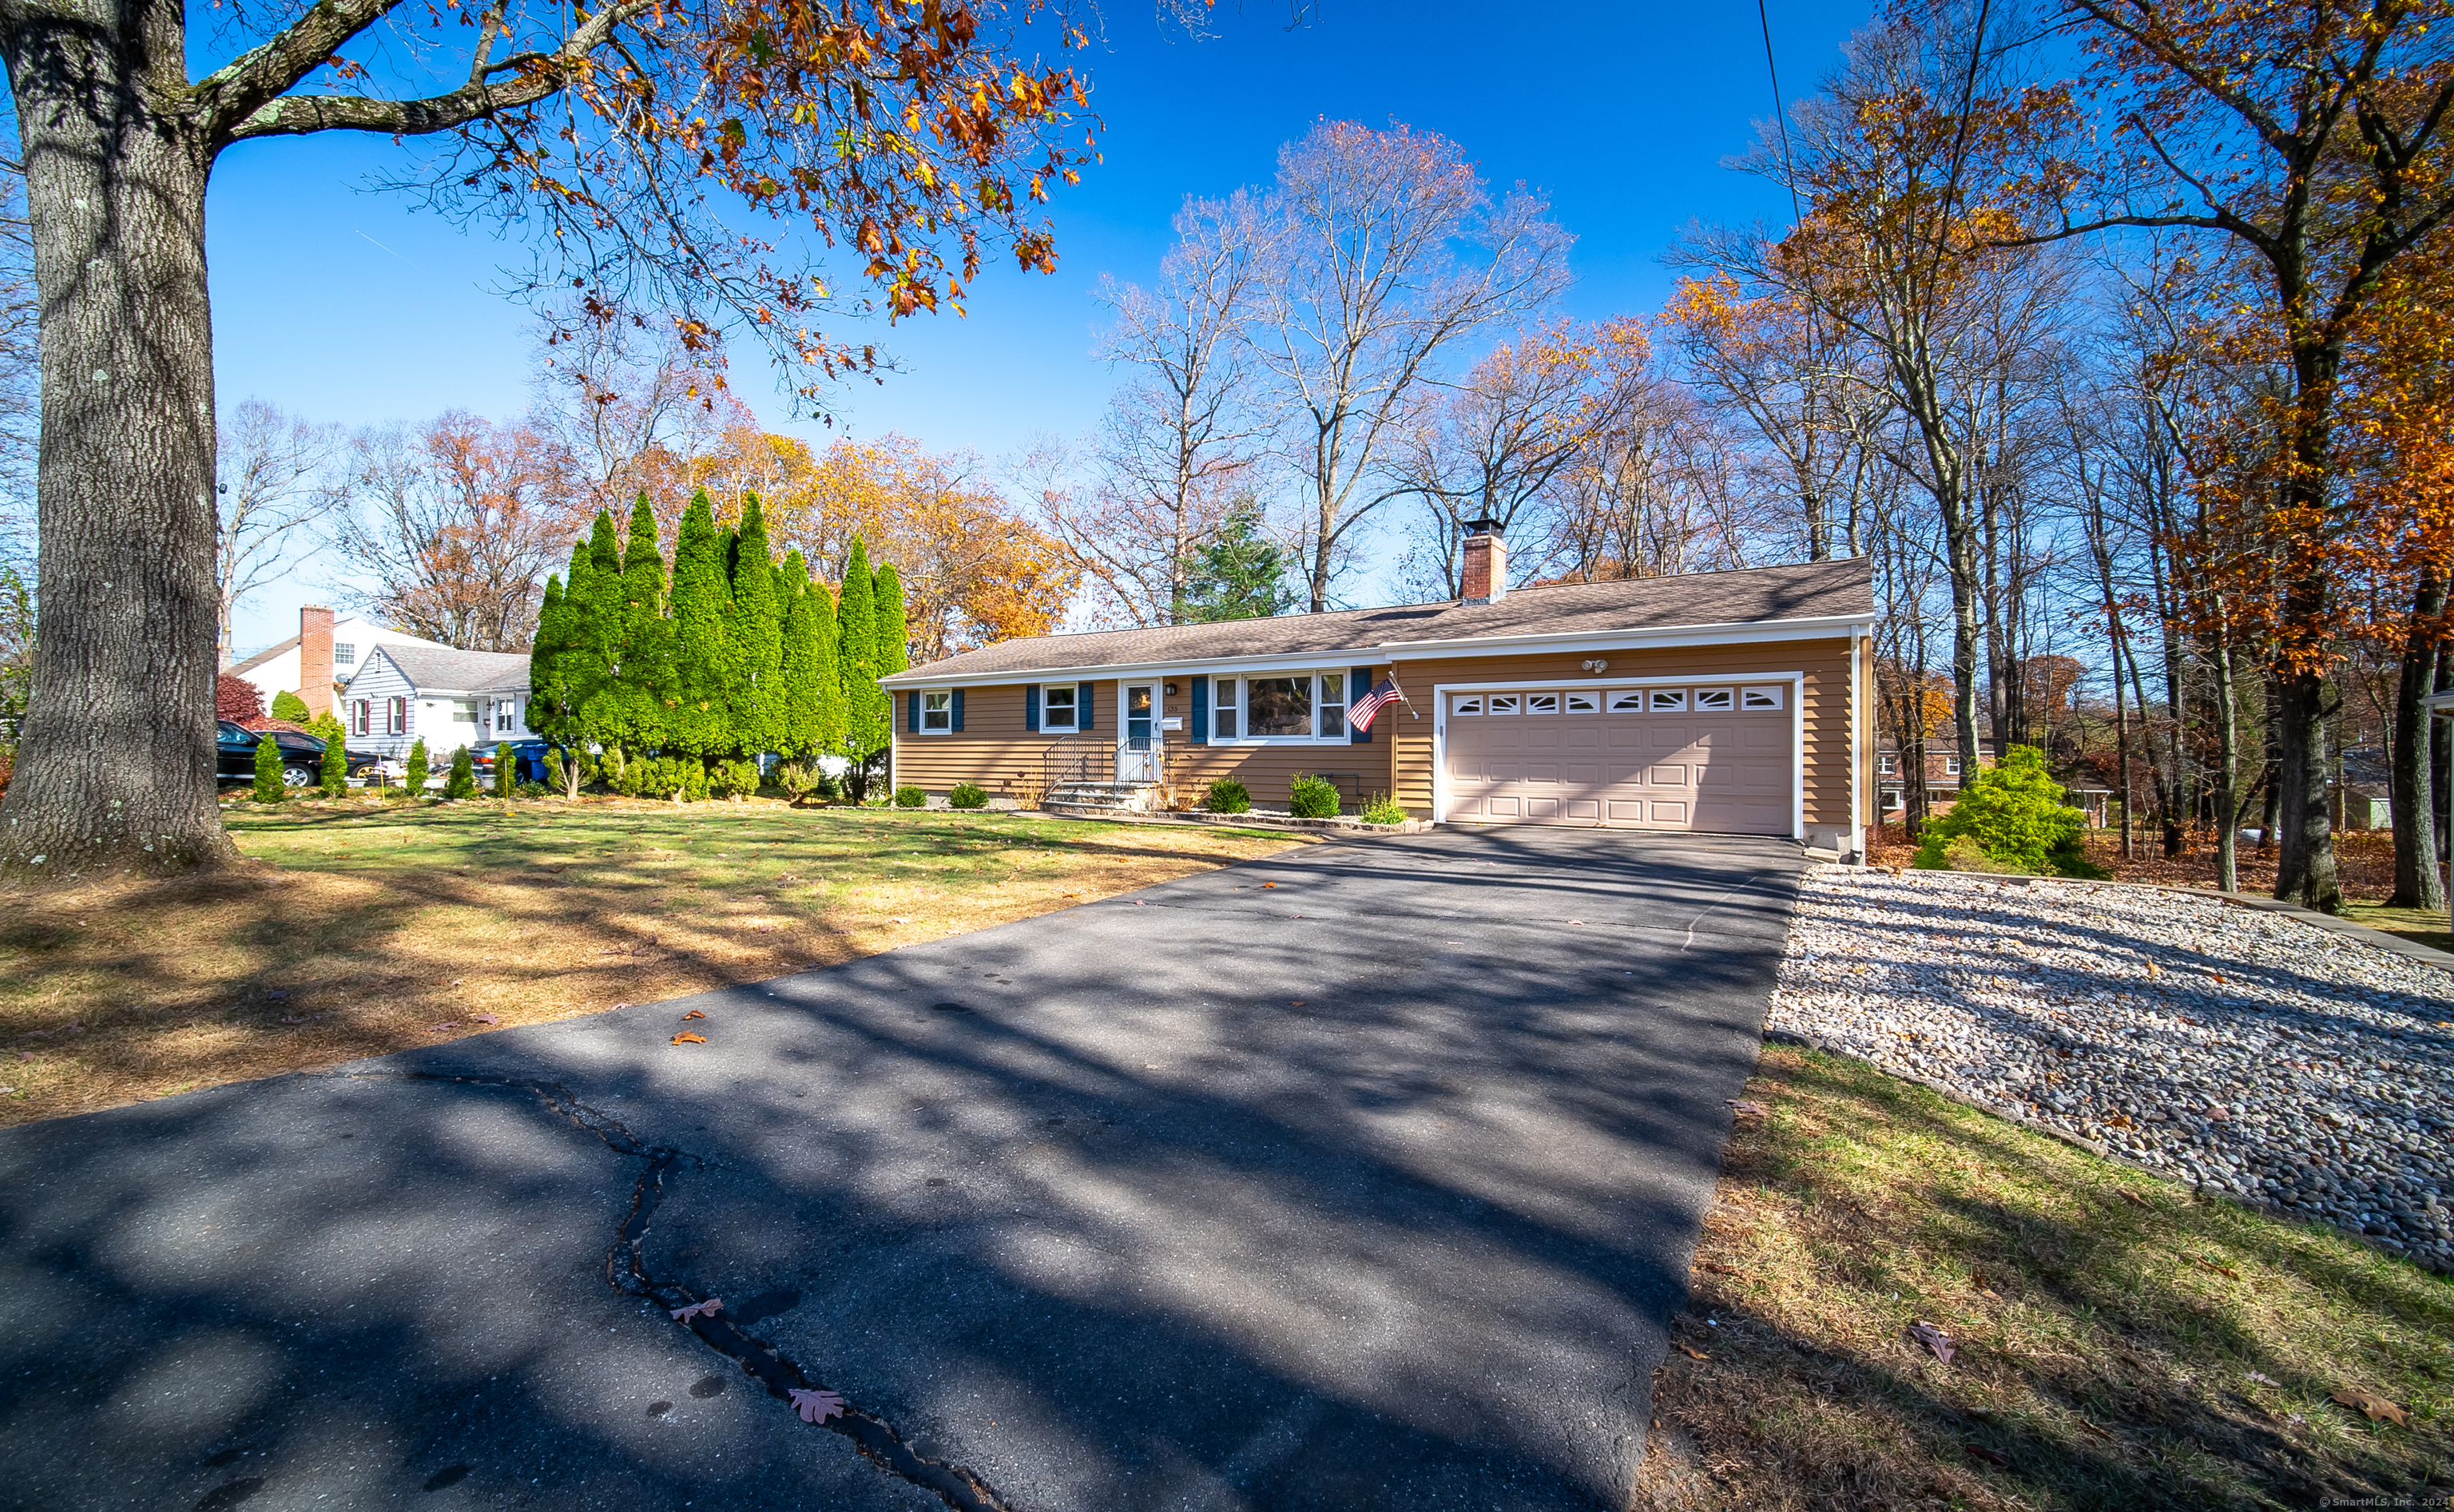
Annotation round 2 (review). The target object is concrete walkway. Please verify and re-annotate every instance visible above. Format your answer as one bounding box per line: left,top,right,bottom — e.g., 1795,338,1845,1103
0,828,1802,1511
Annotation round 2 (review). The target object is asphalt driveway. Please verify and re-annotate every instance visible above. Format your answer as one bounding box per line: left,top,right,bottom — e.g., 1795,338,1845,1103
0,827,1802,1512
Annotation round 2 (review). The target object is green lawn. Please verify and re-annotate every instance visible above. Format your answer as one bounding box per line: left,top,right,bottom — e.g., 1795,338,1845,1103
0,796,1304,1126
1641,1045,2451,1511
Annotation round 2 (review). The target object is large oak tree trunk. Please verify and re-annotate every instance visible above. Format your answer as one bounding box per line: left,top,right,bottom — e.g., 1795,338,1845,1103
2272,665,2341,912
0,0,235,883
2388,567,2446,911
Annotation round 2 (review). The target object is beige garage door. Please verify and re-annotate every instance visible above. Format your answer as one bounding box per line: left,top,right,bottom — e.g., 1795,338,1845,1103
1443,684,1793,832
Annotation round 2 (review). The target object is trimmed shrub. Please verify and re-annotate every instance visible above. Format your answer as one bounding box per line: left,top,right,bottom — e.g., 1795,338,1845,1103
949,782,989,810
443,745,478,800
320,734,347,797
1912,745,2106,878
1205,778,1251,814
1288,773,1340,819
1360,792,1408,825
405,739,431,795
893,784,927,808
514,780,550,798
270,689,312,723
252,735,287,803
774,760,827,804
710,758,761,800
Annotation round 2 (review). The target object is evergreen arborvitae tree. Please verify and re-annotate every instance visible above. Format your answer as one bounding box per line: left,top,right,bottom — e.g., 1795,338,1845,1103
444,745,478,800
667,490,732,759
800,554,846,759
872,559,908,684
529,550,594,796
252,735,286,803
775,551,816,760
405,738,431,796
572,510,626,749
319,730,347,796
837,537,887,776
609,493,675,752
725,493,784,757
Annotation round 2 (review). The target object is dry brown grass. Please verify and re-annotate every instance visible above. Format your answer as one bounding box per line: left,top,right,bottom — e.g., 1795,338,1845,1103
0,796,1306,1127
1638,1046,2452,1511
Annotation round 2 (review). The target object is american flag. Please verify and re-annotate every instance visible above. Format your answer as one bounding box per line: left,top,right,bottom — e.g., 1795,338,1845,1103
1346,675,1404,732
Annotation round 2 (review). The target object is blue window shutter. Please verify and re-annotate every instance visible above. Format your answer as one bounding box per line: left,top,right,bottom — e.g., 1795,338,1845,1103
906,691,919,733
1078,681,1095,732
1349,665,1373,743
1024,685,1039,732
951,689,964,732
1190,676,1209,744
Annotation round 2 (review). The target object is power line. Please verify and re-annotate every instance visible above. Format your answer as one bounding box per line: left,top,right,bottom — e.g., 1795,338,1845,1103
1757,0,1805,231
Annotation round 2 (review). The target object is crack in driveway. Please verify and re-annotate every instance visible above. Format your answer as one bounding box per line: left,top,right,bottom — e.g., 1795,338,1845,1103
333,1070,1011,1512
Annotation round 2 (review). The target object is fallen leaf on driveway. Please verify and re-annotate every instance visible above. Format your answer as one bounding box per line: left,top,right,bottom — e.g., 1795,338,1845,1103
1567,919,1586,926
1289,1001,1306,1008
669,1299,721,1322
671,1032,707,1046
1674,1343,1709,1360
1909,1321,1956,1364
788,1387,846,1423
1262,883,1277,889
681,1010,706,1020
2331,1387,2408,1426
472,1014,500,1025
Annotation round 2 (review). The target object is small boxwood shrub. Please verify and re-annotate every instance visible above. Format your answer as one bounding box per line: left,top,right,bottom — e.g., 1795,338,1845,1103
949,782,989,810
1360,792,1408,825
893,784,927,808
1288,773,1340,819
1912,745,2108,878
1205,778,1251,814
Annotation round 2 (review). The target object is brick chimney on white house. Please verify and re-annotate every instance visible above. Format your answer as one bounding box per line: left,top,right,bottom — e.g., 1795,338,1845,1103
299,606,336,718
1460,518,1507,605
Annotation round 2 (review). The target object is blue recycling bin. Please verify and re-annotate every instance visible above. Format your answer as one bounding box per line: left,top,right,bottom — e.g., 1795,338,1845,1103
507,740,551,783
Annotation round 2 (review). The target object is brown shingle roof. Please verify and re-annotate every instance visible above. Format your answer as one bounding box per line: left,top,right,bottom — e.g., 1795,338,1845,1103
884,558,1874,685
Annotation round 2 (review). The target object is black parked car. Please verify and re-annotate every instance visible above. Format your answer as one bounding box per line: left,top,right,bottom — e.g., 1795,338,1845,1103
216,720,382,788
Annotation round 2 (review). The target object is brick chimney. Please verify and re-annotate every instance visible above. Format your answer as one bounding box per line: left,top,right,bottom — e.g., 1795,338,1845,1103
1460,518,1507,605
299,606,336,718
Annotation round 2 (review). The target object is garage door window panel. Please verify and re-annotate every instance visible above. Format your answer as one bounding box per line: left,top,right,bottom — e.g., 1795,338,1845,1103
1742,686,1784,709
1695,688,1733,710
1525,692,1561,713
1488,693,1520,714
1606,690,1644,712
1565,691,1599,712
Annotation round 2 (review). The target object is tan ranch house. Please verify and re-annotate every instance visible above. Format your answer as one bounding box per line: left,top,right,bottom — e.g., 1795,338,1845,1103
882,526,1876,856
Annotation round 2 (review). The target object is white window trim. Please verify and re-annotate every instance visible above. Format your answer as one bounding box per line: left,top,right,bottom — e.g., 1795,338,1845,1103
919,689,955,735
1205,669,1355,746
1430,671,1809,838
1038,685,1079,734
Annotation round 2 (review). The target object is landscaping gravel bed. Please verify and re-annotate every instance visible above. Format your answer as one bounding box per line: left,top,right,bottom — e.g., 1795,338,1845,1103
1766,867,2454,1268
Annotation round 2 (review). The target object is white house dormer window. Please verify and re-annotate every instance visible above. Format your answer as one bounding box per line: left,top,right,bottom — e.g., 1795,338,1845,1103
921,691,954,732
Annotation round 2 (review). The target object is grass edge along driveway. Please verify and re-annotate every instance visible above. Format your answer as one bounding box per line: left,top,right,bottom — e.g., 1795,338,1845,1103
0,799,1309,1129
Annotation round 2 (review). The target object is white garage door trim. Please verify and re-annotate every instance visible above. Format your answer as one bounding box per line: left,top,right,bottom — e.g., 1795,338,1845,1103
1432,671,1806,837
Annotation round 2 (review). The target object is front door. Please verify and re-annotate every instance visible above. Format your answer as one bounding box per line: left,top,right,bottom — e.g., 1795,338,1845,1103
1118,683,1161,784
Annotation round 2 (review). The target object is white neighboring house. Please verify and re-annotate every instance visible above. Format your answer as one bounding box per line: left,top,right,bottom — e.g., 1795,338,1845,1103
342,645,536,763
225,605,449,715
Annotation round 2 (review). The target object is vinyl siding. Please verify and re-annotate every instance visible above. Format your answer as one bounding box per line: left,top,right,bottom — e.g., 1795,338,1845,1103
1385,637,1859,828
891,679,1395,810
338,654,534,761
890,639,1860,831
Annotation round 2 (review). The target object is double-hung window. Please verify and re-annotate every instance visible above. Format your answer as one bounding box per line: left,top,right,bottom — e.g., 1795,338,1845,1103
1041,685,1077,732
333,642,356,668
921,691,954,732
1211,672,1347,742
386,697,407,735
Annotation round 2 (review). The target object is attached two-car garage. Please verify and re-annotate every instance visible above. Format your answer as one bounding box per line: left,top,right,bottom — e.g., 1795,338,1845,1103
1439,681,1797,835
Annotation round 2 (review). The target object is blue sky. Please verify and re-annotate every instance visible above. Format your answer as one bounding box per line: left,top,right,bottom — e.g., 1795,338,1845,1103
214,0,1876,653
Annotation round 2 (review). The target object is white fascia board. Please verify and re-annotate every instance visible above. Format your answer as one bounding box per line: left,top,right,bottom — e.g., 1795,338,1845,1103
884,613,1874,689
